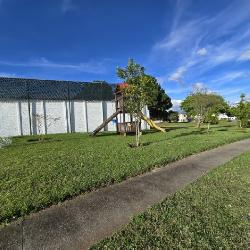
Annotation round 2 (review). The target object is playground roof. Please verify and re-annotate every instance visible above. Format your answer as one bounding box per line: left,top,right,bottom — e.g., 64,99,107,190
0,77,116,101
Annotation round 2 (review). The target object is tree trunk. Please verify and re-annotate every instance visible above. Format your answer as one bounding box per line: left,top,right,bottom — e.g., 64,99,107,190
239,120,242,128
135,117,140,147
196,119,201,128
135,122,138,147
207,122,210,132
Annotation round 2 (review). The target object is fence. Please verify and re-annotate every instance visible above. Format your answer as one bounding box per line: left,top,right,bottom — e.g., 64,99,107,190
0,78,149,137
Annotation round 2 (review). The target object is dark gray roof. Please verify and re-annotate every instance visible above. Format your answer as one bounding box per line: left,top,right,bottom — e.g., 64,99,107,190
0,77,115,101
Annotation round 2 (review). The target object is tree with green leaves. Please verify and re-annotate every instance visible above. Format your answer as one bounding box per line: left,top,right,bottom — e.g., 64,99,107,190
168,111,179,123
231,94,250,128
148,85,172,121
117,59,158,147
181,88,228,130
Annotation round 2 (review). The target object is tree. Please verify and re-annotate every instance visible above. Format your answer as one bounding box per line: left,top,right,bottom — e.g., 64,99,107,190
148,85,172,121
231,94,250,128
181,88,228,130
204,109,219,130
168,111,179,123
117,59,158,147
33,114,60,141
0,137,12,149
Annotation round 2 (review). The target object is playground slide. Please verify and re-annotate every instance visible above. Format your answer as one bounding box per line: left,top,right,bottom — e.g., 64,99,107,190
140,113,166,133
92,109,121,136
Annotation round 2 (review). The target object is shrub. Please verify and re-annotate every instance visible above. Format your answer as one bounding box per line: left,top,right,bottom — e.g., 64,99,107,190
204,115,219,125
0,137,12,149
239,118,250,128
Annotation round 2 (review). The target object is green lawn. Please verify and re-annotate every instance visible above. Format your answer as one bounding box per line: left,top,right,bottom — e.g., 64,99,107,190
92,150,250,249
0,122,249,225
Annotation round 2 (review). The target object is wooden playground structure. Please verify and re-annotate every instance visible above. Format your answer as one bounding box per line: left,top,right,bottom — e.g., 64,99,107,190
92,83,165,136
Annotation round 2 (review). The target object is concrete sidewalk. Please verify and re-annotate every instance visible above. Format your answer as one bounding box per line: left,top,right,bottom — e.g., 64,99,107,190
1,139,250,250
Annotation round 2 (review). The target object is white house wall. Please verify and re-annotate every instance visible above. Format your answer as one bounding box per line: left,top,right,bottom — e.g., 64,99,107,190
105,101,116,131
46,101,68,134
86,102,104,132
0,100,150,137
30,100,45,135
0,101,19,137
72,101,87,132
20,101,31,135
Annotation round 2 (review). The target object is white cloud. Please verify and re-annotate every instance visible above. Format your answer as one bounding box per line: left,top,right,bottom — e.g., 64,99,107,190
238,49,250,61
150,0,250,87
211,71,248,84
0,58,107,74
192,82,206,92
154,19,203,51
61,0,76,13
212,49,238,64
214,86,249,96
197,48,207,56
0,72,16,77
170,99,183,112
168,66,186,83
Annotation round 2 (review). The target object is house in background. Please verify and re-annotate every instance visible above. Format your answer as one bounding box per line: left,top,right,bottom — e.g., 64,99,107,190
0,77,149,137
218,113,236,121
178,112,188,122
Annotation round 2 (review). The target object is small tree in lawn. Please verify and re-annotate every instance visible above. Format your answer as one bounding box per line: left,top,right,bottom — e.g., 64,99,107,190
33,114,60,141
231,94,250,128
168,111,179,123
181,87,228,130
0,137,12,149
117,59,158,147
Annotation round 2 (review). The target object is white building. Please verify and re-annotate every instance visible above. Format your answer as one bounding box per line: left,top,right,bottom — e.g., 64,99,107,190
0,77,149,137
218,113,236,121
178,113,188,122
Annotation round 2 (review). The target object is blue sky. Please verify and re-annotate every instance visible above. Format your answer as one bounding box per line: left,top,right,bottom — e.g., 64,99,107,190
0,0,249,108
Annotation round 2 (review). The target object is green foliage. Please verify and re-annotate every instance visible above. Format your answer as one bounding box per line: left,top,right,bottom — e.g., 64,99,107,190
117,59,158,114
0,124,250,224
168,111,179,122
92,151,250,249
0,137,12,149
117,59,158,146
148,85,172,120
123,75,158,116
181,90,228,128
116,58,145,81
204,110,219,125
230,94,250,128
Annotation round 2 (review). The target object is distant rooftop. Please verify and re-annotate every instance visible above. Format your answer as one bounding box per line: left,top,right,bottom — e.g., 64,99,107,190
0,77,115,101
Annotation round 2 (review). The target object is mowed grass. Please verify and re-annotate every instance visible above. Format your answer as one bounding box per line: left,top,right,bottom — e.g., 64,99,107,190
92,151,250,249
0,122,249,224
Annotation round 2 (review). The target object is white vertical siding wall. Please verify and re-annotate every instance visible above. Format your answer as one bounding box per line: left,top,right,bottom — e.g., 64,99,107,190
142,106,150,130
0,101,19,137
105,101,116,131
45,101,68,134
72,101,87,132
0,100,150,137
86,102,103,132
30,100,45,135
20,101,31,135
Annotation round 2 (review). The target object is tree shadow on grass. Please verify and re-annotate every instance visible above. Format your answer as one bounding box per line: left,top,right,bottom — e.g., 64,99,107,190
141,129,207,147
217,129,228,131
213,124,234,129
91,132,118,137
165,127,189,132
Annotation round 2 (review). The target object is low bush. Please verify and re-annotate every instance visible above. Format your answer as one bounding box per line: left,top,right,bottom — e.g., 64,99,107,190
0,137,12,149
